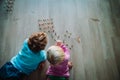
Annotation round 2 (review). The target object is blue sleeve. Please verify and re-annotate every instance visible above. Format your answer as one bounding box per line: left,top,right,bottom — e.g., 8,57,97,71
40,50,47,61
23,39,28,46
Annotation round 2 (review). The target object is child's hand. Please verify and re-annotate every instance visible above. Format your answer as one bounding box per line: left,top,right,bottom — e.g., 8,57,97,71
56,40,63,46
38,61,46,70
68,61,73,70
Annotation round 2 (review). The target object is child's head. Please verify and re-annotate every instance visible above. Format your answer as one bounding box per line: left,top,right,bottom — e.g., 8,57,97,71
28,32,48,52
47,46,65,65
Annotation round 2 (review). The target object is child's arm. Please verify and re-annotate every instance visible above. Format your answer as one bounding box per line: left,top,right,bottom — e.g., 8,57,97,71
38,60,46,71
68,61,73,70
61,44,70,54
55,40,70,53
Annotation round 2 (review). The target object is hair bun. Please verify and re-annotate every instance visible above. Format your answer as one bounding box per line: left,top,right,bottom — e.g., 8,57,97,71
28,32,47,52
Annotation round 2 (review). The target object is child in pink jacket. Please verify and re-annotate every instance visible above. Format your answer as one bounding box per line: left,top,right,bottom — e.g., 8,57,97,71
46,40,73,80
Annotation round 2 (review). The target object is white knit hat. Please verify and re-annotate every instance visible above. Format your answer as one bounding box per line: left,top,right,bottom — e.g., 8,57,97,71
47,46,65,65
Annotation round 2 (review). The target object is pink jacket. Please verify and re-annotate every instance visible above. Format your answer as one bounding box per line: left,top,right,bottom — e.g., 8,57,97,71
46,44,70,77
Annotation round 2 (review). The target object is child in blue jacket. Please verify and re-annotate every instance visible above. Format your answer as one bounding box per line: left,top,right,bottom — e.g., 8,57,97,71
0,32,48,80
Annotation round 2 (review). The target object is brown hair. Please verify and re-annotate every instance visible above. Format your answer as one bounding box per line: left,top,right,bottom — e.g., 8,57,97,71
28,32,47,52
